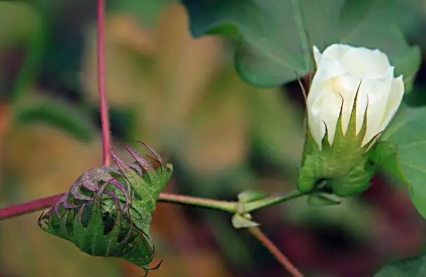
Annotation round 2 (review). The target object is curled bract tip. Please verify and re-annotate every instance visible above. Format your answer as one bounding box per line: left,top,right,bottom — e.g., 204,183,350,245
137,141,167,167
142,259,163,277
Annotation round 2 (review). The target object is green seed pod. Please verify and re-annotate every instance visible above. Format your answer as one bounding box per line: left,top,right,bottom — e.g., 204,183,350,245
38,142,173,276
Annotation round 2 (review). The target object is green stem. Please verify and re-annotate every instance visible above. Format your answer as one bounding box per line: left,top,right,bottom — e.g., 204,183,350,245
315,192,342,204
158,193,236,213
244,190,307,213
0,190,309,221
0,192,237,221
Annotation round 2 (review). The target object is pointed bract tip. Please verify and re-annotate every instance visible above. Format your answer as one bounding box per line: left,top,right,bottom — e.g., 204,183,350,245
142,259,163,277
124,144,154,172
137,141,166,167
110,146,130,174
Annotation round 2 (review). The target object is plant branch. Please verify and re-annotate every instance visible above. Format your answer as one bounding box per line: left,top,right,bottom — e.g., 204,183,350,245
249,227,304,277
0,189,310,221
97,0,111,166
0,194,63,221
159,193,236,213
244,190,307,213
0,192,237,221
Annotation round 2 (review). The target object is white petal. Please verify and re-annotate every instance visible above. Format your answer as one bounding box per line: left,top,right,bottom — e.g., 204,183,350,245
334,73,361,135
308,111,325,149
354,79,368,135
377,76,404,133
313,45,322,67
321,44,353,61
361,75,394,146
309,89,342,146
307,59,346,108
341,47,392,79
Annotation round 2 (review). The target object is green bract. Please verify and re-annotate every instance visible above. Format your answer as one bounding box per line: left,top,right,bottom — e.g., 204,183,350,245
38,142,173,276
298,92,378,197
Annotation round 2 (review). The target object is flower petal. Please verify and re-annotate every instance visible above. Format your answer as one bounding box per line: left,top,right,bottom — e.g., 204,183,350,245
341,47,392,79
378,76,404,133
361,73,394,146
313,45,322,67
308,110,325,149
334,73,360,135
309,89,342,147
307,59,346,107
320,44,353,62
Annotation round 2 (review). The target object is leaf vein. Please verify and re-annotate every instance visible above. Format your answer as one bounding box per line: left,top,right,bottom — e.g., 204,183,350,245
382,111,414,140
399,140,426,151
400,160,426,175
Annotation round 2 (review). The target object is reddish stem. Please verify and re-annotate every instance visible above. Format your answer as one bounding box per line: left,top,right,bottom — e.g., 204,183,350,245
0,0,235,222
97,0,111,166
0,0,111,220
0,194,63,220
1,0,237,222
249,227,304,277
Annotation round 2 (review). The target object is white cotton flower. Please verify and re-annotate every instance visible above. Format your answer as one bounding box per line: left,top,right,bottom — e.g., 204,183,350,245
307,44,404,149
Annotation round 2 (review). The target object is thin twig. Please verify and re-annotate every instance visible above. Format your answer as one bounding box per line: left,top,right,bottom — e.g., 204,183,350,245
97,0,111,166
160,184,200,277
0,192,236,221
0,194,63,220
0,189,310,221
249,227,304,277
244,190,307,213
159,193,236,213
0,0,111,222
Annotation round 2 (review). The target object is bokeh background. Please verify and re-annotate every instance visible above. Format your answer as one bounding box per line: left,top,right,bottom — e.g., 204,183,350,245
0,0,426,276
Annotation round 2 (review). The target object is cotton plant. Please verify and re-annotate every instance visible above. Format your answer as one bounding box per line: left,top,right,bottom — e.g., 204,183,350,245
1,0,425,277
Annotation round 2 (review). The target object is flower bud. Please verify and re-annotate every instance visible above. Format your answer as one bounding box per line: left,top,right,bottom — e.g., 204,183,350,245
38,142,173,276
298,44,404,197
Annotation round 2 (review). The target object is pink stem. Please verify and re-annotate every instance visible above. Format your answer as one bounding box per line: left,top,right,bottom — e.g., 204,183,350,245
0,0,111,221
1,0,242,222
249,227,304,277
0,194,63,220
97,0,111,166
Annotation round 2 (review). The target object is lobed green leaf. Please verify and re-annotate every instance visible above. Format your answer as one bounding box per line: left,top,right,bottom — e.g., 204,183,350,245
181,0,420,88
374,255,426,277
374,103,426,220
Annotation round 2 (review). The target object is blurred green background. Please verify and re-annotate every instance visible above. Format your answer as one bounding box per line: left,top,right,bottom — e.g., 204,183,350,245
0,0,426,276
